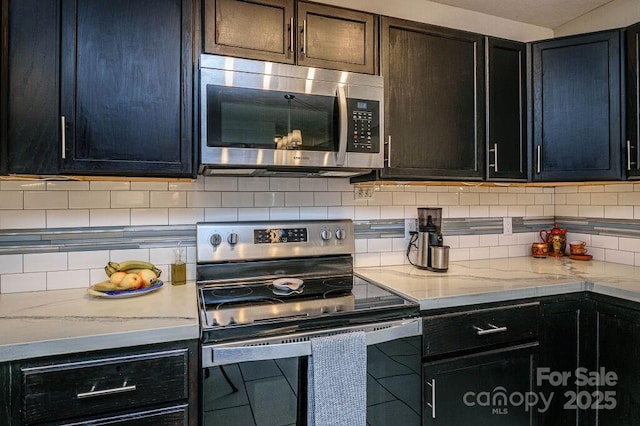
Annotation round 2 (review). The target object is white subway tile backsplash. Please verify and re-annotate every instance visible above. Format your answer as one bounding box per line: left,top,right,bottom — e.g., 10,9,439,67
341,191,368,206
24,252,67,273
299,207,328,219
498,193,518,205
489,206,509,217
254,192,285,207
605,184,634,192
90,209,130,226
327,206,355,219
443,235,459,248
437,193,459,206
168,208,204,224
89,181,130,191
604,206,634,219
619,237,640,252
131,208,169,226
131,182,168,191
112,191,150,208
169,179,204,192
69,191,110,209
269,177,299,192
499,234,519,246
1,181,45,191
489,245,510,259
238,208,270,221
555,186,578,193
47,181,90,191
269,208,300,220
149,191,185,208
367,238,392,253
0,254,23,274
479,193,500,205
620,192,640,205
68,250,110,270
205,176,238,191
392,237,409,252
2,272,47,293
380,251,405,266
578,205,604,218
205,208,238,221
149,247,176,266
25,191,68,209
415,193,439,205
556,205,579,216
0,192,23,209
449,248,469,261
459,193,480,205
285,192,314,206
367,191,393,206
354,253,381,267
221,192,254,207
354,206,380,220
566,193,591,205
449,206,470,218
300,178,328,192
578,185,604,193
110,249,149,263
187,192,222,208
525,205,545,217
380,206,405,219
392,192,416,205
327,179,353,192
458,235,480,248
0,210,46,229
591,235,618,250
238,177,269,192
47,269,90,290
469,205,489,217
355,239,368,254
507,206,526,217
479,234,499,246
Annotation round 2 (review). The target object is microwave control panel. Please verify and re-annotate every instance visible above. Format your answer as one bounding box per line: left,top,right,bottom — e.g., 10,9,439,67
347,99,380,153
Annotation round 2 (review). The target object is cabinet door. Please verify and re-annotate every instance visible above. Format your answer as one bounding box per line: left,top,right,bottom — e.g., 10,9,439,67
486,38,527,181
60,0,194,177
532,30,622,181
5,0,61,175
380,17,484,180
596,301,640,425
203,0,295,64
423,344,537,425
539,296,597,425
297,2,376,75
626,22,640,178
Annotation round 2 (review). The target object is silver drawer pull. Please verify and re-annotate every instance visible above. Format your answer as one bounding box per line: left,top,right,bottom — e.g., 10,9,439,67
473,323,508,336
76,381,136,399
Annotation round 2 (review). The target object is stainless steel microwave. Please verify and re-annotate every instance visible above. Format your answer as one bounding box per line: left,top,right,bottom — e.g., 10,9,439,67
199,54,383,177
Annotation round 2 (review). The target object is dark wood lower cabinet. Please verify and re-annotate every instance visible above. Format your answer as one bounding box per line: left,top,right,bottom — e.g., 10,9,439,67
423,344,537,425
3,340,198,426
595,297,640,425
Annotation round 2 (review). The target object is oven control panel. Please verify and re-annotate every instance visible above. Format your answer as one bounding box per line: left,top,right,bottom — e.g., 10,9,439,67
254,228,308,244
196,219,354,263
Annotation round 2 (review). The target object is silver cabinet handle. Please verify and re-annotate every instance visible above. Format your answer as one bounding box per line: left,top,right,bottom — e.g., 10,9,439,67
302,19,307,54
336,85,348,166
60,116,67,160
386,135,392,167
536,145,541,174
426,379,436,418
627,140,636,171
489,143,498,172
473,323,508,335
77,381,136,399
289,17,294,53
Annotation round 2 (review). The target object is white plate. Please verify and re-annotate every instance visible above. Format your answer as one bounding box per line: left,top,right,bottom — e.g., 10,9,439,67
87,281,164,298
272,277,304,291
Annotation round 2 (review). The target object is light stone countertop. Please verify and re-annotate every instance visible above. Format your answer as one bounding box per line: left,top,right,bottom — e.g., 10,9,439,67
0,281,199,362
355,257,640,311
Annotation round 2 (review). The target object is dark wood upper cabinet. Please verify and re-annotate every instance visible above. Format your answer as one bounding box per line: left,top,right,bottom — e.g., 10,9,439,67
5,0,60,175
60,0,194,177
486,38,527,181
296,2,376,74
4,0,195,178
378,17,484,180
204,0,295,64
532,30,622,181
626,22,640,178
203,0,377,74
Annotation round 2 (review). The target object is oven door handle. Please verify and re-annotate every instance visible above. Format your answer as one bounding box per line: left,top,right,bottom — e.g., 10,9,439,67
202,318,421,367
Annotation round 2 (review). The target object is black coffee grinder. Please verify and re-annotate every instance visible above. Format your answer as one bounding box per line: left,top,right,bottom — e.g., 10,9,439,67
408,207,449,272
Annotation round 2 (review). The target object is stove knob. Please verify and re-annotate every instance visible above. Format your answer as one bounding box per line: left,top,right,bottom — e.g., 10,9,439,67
335,228,346,240
210,233,222,247
320,229,332,241
227,232,239,245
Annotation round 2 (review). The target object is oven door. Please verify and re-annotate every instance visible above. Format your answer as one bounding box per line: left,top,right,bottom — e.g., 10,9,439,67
201,318,422,425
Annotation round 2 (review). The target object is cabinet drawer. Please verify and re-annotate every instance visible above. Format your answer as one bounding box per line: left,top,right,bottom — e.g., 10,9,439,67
423,302,539,357
22,349,188,424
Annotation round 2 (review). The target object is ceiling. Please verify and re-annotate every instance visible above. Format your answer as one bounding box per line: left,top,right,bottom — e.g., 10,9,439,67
428,0,616,29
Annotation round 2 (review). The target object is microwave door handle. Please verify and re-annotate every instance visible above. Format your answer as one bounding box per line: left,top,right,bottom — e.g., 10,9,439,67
336,85,348,166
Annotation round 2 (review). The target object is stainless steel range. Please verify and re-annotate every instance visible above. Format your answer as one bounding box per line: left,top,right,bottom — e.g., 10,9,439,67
196,219,422,426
